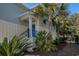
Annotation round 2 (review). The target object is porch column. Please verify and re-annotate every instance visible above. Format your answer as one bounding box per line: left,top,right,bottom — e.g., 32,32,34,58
26,15,34,52
29,15,33,40
36,18,39,32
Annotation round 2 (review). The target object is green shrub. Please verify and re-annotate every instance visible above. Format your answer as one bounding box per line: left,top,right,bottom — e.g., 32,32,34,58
35,31,57,52
0,35,32,56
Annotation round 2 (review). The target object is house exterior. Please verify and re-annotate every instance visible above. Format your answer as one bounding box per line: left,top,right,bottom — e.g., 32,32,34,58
0,3,57,42
0,4,57,51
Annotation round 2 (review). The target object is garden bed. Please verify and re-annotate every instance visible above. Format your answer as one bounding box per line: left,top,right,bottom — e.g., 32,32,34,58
24,43,67,56
57,43,67,51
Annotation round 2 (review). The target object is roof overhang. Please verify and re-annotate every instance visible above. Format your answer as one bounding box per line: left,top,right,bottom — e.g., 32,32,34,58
18,11,38,21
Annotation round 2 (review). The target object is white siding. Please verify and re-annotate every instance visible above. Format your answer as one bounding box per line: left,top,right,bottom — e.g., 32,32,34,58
0,20,26,42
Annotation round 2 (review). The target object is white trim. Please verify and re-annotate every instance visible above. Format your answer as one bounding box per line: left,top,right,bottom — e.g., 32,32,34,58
18,12,30,17
19,12,38,21
29,15,33,40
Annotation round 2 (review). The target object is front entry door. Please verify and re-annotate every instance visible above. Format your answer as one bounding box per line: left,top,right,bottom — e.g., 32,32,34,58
27,24,36,38
32,24,36,37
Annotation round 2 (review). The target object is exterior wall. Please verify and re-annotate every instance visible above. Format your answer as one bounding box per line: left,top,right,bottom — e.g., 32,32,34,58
0,3,27,25
0,19,26,42
0,3,28,42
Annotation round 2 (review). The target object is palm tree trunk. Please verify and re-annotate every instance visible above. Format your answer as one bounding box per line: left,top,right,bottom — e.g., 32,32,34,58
48,16,52,33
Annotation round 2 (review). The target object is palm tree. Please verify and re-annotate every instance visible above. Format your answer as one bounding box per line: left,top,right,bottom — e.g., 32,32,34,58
33,3,69,42
33,3,60,32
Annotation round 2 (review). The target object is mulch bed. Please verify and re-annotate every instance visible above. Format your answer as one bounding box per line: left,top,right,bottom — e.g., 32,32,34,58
57,43,67,51
24,43,67,56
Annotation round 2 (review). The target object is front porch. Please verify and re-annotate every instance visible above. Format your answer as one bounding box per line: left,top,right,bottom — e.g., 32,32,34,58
18,10,40,51
19,11,39,41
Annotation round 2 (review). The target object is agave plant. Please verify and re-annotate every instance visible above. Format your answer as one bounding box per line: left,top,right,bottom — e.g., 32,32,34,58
35,31,57,52
0,35,32,56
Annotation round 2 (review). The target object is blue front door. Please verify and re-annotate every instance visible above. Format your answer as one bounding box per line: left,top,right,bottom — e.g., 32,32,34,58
27,24,36,38
32,24,36,37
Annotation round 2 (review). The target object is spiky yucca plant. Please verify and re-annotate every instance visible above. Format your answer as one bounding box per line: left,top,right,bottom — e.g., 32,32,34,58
0,35,32,56
35,31,57,52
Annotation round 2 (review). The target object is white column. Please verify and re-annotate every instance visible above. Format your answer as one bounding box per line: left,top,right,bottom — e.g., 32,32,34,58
29,15,32,40
36,19,39,32
27,15,34,52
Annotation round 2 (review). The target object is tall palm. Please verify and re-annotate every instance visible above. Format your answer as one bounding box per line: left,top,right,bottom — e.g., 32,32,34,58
33,3,69,41
33,3,60,32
